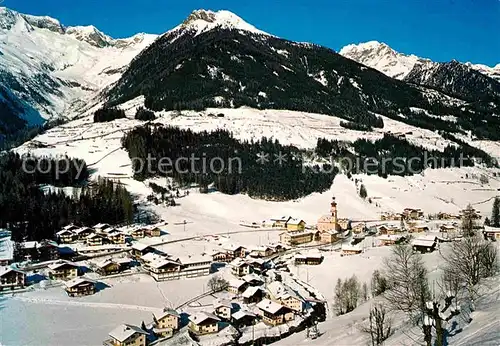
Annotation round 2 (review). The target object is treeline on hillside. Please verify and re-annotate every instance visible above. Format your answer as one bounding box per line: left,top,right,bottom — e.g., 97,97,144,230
122,125,338,200
93,107,126,123
0,153,134,242
0,117,67,151
135,107,156,121
315,134,495,177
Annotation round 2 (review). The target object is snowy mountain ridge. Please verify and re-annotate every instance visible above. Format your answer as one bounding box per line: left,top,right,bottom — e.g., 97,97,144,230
340,40,500,82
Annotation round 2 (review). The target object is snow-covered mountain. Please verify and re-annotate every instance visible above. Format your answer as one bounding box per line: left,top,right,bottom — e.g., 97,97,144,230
340,40,500,82
339,41,433,79
0,7,157,134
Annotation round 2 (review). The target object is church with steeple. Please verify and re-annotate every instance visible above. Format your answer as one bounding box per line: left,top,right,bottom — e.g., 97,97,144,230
317,197,349,243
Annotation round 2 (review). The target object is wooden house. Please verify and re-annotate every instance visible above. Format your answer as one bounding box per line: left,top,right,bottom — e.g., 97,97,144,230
148,259,181,281
352,223,366,234
73,227,94,241
231,310,257,328
294,251,323,265
409,224,429,233
227,279,249,295
86,233,105,246
246,257,266,274
411,236,438,253
95,259,121,276
64,277,96,297
242,286,265,304
56,229,75,243
0,267,25,290
144,225,161,238
93,223,111,233
213,299,232,319
249,246,274,258
107,230,126,244
211,250,233,263
439,225,457,233
242,273,264,286
403,208,424,220
257,299,295,326
270,216,291,229
105,324,149,346
188,312,220,335
222,244,246,258
48,261,79,280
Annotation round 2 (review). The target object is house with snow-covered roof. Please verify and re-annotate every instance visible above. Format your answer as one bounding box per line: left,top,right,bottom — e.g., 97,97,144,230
241,286,265,304
188,312,220,335
153,308,180,337
213,299,232,319
0,266,25,290
64,277,96,297
256,299,294,326
267,281,304,312
56,228,75,243
48,260,79,280
484,226,500,240
411,235,438,253
229,257,251,277
227,278,249,294
104,324,149,346
231,310,257,328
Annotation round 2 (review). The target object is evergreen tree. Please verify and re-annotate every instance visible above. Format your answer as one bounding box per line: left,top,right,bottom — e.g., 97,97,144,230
492,197,500,227
359,184,368,199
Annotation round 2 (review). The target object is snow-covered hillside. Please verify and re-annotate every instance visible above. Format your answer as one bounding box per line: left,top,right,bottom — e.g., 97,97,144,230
0,7,157,122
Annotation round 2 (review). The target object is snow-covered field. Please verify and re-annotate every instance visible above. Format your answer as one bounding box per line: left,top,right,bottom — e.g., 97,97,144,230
5,105,499,345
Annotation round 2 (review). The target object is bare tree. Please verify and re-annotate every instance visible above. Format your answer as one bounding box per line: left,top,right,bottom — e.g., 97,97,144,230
208,275,229,292
334,275,361,315
383,245,430,315
442,233,499,303
362,304,393,346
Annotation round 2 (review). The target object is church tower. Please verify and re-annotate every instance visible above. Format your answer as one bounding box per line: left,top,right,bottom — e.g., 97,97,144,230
330,196,338,225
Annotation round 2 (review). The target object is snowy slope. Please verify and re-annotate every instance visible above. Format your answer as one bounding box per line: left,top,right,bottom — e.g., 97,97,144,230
0,7,157,122
340,41,500,82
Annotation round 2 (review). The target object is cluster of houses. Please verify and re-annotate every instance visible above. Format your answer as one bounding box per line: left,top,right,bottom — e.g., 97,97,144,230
56,223,164,246
277,197,351,247
381,208,425,221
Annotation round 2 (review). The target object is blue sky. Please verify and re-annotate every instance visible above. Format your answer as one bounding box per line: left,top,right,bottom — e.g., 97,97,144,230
6,0,500,66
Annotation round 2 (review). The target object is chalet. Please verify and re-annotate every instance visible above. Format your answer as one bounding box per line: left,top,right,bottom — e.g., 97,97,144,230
379,234,405,246
411,235,438,253
279,230,314,246
268,243,287,253
377,225,400,235
93,223,111,233
86,233,105,246
437,212,459,220
213,299,232,319
64,277,96,297
227,279,249,295
19,240,59,262
95,259,121,276
48,260,79,280
0,235,13,266
341,245,363,256
188,312,220,335
270,216,291,229
268,281,303,312
286,218,306,232
242,273,264,286
483,226,500,240
153,308,180,337
144,225,162,238
242,286,265,304
73,227,94,241
127,227,146,239
249,246,274,258
177,254,212,278
294,251,323,265
0,267,25,290
106,230,126,244
229,258,252,277
56,229,75,243
403,208,424,220
131,242,155,258
61,224,80,232
222,244,246,258
231,310,257,328
257,299,295,326
105,324,149,346
211,250,233,263
148,255,211,281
